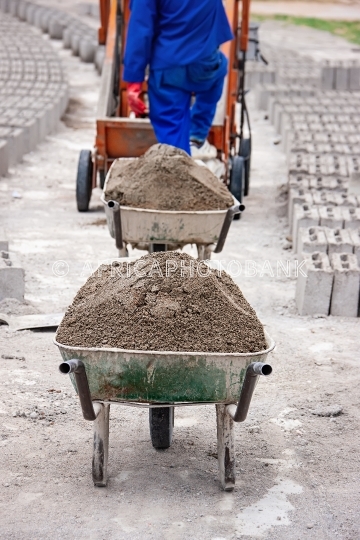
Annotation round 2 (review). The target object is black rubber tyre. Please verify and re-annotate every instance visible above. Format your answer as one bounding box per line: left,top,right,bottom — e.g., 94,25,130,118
99,169,105,190
240,138,251,196
151,243,166,252
229,155,244,220
76,150,93,212
149,407,174,449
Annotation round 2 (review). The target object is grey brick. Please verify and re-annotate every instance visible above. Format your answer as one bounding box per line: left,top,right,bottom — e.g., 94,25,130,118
296,252,333,316
319,206,344,229
325,227,353,256
330,253,360,317
293,204,320,253
349,229,360,266
298,226,328,254
0,139,9,176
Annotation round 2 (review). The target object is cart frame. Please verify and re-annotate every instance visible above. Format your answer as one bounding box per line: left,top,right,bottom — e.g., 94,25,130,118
76,0,253,211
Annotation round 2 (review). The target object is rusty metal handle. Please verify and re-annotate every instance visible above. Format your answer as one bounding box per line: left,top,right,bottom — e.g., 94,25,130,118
213,203,245,254
59,359,100,421
240,0,251,52
226,362,272,422
107,200,124,251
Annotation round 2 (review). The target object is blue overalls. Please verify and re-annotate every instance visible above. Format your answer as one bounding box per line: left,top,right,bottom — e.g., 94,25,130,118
123,0,233,154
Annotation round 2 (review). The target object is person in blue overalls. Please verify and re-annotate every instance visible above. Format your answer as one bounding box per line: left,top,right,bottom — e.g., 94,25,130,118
123,0,233,161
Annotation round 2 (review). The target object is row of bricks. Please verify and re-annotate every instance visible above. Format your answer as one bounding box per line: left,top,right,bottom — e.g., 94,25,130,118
321,64,360,91
0,88,69,175
288,143,360,157
296,251,360,317
283,125,360,157
255,84,360,110
289,174,348,192
273,108,360,135
2,0,96,40
279,112,360,129
287,132,360,145
272,105,360,127
0,1,105,72
292,204,360,252
298,226,360,262
288,155,358,178
0,231,24,302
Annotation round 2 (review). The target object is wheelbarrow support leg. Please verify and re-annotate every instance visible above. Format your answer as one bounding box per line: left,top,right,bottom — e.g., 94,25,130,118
92,403,110,487
216,404,235,491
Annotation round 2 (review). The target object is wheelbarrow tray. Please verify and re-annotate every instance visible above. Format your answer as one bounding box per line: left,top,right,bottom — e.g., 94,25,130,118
101,194,238,245
100,192,239,245
54,332,274,404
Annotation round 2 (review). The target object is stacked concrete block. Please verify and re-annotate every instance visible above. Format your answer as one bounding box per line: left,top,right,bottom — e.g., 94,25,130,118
295,252,333,315
329,253,360,317
293,204,320,252
343,207,360,229
312,191,337,207
288,173,310,190
0,10,69,176
324,228,353,256
0,228,8,252
309,176,347,192
332,192,357,207
253,41,360,318
349,229,360,266
298,226,328,254
288,188,314,232
0,250,25,302
318,206,344,229
321,61,360,91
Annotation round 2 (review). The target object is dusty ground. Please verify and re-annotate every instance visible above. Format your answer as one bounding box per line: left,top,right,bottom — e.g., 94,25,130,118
0,20,359,540
252,1,360,21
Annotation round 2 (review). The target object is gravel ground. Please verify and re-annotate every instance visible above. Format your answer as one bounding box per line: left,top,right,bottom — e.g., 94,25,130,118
0,19,359,540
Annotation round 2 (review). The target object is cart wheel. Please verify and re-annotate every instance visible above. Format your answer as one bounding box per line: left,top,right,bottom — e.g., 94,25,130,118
150,243,167,253
229,156,244,221
76,150,93,212
149,407,174,449
240,138,251,197
99,169,105,190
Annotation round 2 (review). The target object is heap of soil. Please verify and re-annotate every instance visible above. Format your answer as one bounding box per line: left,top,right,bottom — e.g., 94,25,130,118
104,144,234,211
57,252,267,354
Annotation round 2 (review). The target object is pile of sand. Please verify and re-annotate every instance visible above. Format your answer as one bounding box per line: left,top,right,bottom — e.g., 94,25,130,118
57,252,267,354
104,144,234,211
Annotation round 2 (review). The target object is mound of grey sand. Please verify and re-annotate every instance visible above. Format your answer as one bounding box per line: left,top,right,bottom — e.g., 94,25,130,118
57,252,267,354
104,144,234,211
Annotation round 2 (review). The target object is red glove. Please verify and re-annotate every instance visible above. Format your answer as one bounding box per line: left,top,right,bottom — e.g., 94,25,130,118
127,82,147,116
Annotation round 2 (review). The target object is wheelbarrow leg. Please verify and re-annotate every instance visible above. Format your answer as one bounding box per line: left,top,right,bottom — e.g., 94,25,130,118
92,403,110,487
216,404,235,491
196,244,213,261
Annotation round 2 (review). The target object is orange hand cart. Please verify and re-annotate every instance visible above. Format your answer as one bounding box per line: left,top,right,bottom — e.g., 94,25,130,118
76,0,252,212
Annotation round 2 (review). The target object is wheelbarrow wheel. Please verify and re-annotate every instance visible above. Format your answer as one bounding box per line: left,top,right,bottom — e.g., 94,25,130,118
149,407,174,449
229,156,244,221
150,243,167,253
76,150,93,212
240,138,251,197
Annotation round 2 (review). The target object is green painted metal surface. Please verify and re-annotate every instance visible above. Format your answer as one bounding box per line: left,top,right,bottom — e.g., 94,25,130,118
55,334,275,404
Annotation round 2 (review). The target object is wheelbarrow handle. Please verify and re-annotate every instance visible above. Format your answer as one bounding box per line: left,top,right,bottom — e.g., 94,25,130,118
107,200,124,251
213,203,245,254
226,362,272,422
59,359,100,421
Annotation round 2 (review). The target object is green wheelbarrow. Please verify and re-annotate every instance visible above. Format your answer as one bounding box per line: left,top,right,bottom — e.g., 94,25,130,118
55,332,275,491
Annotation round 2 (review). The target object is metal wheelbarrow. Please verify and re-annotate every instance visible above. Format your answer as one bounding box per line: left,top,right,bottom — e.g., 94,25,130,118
55,332,275,490
100,162,245,259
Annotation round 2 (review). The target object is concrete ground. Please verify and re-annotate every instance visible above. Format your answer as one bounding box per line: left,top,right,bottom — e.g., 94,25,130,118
0,17,359,540
252,1,360,21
